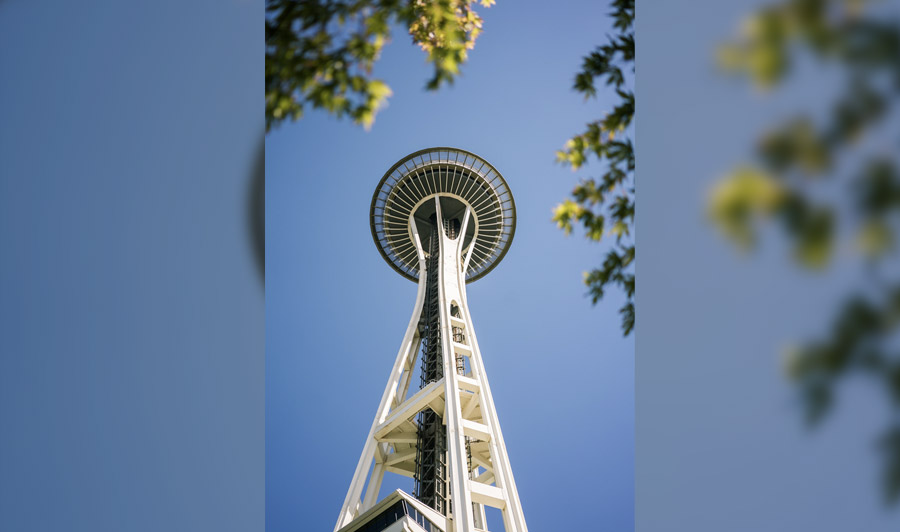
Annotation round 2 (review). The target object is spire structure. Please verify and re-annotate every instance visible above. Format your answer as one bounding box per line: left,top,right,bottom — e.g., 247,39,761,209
335,148,526,532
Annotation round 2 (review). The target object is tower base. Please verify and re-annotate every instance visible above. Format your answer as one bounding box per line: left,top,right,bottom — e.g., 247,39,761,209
337,490,448,532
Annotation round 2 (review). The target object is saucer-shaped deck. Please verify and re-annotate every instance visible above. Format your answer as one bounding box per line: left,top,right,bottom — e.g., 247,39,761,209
370,148,516,283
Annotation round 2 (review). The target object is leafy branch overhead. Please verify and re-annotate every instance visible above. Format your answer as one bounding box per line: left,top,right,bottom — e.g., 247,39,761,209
709,0,900,503
265,0,495,131
554,0,635,335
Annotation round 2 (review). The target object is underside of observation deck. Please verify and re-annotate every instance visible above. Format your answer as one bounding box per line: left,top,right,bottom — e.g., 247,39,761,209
370,147,516,283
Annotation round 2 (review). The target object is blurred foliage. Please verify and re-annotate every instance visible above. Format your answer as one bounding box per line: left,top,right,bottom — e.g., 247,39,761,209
265,0,494,131
710,0,900,503
554,0,635,335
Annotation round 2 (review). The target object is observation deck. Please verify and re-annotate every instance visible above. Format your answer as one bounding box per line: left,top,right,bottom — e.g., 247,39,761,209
370,147,516,283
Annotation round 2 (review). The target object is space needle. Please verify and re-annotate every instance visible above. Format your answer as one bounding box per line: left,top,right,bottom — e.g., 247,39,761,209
335,147,527,532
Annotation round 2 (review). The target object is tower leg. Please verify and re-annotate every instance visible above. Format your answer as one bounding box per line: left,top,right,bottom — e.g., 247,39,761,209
362,450,386,509
436,200,529,532
434,199,477,532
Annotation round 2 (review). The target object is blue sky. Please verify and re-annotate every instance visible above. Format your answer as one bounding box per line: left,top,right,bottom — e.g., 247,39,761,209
265,1,634,531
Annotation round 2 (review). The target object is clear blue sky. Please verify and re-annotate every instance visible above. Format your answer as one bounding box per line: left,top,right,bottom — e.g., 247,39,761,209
265,1,634,531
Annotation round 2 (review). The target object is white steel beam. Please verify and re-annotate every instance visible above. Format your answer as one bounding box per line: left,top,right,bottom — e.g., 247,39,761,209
461,391,481,420
384,448,417,467
469,481,506,510
384,463,415,478
378,432,418,444
461,419,491,442
474,469,495,485
456,375,480,393
374,378,444,440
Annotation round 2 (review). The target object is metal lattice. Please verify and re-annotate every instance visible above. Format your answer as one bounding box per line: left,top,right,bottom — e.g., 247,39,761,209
413,220,448,515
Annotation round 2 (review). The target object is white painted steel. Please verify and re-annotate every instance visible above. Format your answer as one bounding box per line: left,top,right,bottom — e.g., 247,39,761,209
337,193,527,532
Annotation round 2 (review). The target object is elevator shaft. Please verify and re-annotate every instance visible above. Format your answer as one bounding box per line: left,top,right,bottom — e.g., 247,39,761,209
413,215,461,515
413,218,447,514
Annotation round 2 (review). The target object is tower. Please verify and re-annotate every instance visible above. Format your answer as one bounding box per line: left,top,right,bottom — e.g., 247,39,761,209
334,148,527,532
